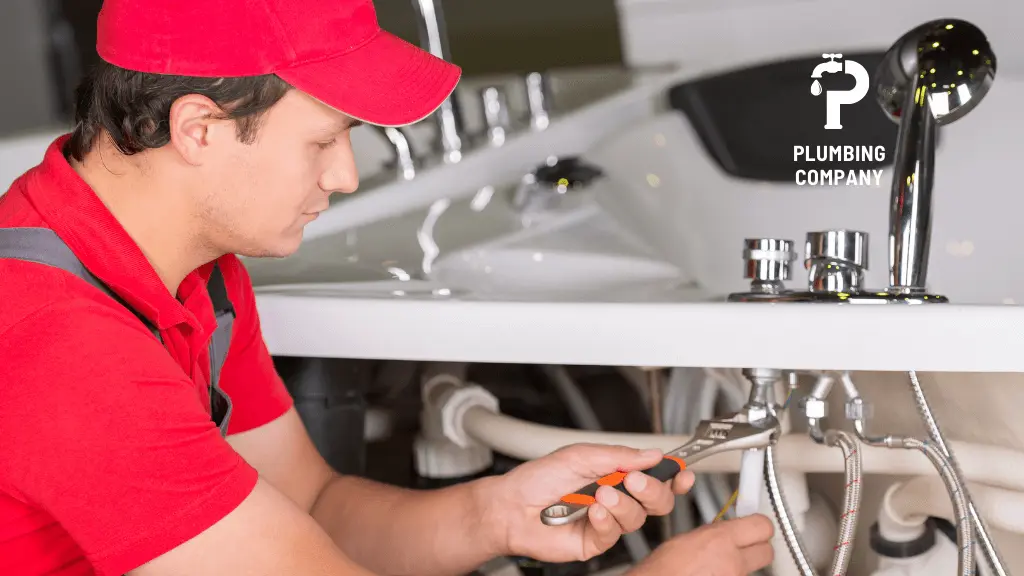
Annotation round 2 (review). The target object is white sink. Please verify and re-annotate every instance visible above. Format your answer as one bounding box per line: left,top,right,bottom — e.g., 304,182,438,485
430,247,681,295
246,168,692,302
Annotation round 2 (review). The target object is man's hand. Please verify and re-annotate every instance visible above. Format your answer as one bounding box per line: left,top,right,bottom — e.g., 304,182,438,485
481,443,696,562
629,514,776,576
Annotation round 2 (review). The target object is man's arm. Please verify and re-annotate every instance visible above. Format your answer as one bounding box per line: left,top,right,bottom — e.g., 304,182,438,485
229,408,507,576
131,478,378,576
0,298,372,576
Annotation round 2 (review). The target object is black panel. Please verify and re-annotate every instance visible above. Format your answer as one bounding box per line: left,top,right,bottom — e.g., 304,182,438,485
667,51,935,183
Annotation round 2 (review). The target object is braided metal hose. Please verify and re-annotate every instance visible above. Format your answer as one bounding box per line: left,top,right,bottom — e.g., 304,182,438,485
908,371,1008,576
765,444,818,576
823,430,862,576
898,437,974,576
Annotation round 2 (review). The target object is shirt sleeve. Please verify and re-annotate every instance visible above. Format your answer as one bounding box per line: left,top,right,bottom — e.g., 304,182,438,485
0,299,258,576
217,255,294,435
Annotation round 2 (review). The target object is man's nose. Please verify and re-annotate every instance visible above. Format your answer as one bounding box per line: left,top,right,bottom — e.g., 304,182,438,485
319,147,360,195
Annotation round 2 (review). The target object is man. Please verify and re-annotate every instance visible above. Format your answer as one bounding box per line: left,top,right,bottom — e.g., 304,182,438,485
0,0,776,575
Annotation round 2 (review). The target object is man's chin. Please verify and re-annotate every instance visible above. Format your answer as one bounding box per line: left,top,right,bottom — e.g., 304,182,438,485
237,232,304,260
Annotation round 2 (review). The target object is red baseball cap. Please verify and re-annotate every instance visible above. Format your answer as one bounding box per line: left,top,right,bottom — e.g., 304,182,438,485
95,0,462,127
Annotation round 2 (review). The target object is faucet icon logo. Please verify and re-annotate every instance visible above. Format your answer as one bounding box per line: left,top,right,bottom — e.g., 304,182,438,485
810,53,869,129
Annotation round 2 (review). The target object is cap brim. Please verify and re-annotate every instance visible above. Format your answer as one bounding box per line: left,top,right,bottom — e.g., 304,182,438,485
275,30,462,128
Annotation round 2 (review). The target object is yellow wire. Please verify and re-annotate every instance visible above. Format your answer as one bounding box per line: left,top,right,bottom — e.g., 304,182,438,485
713,489,739,522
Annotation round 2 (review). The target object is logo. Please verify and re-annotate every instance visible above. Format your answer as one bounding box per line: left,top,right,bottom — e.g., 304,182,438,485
810,53,868,130
792,52,884,187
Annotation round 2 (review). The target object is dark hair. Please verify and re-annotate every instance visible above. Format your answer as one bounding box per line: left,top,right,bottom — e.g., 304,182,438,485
66,61,293,161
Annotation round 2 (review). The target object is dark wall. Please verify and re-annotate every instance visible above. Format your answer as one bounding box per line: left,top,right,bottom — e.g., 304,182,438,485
59,0,622,80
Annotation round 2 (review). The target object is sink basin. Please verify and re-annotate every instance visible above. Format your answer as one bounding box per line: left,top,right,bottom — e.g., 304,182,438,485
245,166,692,301
430,247,682,295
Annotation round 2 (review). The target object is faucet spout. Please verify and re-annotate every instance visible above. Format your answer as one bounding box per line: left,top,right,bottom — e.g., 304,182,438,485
372,126,418,181
811,53,844,78
411,0,465,164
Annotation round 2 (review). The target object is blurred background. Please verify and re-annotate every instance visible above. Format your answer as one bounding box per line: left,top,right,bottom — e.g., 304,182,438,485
0,0,623,137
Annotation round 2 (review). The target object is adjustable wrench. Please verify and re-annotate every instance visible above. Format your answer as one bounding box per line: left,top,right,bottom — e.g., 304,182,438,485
540,413,780,526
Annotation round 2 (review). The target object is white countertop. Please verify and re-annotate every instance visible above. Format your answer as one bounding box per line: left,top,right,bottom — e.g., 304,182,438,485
255,286,1024,372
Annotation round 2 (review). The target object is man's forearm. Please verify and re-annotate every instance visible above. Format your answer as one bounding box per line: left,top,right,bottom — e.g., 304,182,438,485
310,473,506,576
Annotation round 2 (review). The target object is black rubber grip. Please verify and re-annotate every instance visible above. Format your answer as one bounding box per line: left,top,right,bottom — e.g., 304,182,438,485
559,456,684,505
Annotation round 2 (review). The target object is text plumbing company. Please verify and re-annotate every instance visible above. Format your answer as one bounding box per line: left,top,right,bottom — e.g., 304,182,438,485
795,53,885,187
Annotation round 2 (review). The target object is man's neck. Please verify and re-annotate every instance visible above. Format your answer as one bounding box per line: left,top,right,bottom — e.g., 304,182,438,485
68,140,220,296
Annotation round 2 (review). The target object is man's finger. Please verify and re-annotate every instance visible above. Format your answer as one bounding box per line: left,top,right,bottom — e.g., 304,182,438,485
671,469,696,495
585,502,622,554
722,514,776,548
741,542,776,573
623,471,675,516
560,444,665,478
596,484,647,533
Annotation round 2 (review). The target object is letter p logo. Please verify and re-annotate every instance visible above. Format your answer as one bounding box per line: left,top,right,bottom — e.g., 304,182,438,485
810,53,869,130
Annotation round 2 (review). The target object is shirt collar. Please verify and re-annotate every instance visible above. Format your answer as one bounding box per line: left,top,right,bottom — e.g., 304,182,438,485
20,135,214,332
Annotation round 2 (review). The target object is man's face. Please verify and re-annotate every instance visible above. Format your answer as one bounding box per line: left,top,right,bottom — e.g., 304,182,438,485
196,90,361,258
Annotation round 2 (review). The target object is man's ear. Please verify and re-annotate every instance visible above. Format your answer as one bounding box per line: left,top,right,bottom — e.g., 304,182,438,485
168,94,230,165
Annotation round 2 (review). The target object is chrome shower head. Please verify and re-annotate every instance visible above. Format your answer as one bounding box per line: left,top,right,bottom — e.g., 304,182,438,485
875,19,996,126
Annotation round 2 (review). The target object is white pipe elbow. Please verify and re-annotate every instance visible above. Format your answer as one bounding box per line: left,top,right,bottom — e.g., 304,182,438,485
886,475,1024,536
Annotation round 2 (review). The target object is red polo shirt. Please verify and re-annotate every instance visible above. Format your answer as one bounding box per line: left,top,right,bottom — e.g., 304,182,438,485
0,136,294,575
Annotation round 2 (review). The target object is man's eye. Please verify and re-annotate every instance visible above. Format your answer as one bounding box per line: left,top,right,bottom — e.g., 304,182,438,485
317,139,337,150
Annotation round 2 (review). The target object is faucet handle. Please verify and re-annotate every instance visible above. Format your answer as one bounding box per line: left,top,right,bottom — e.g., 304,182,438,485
805,230,868,269
805,230,868,293
743,238,796,283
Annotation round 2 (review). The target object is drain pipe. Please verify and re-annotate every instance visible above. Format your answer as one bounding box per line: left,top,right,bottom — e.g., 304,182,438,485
452,403,1024,493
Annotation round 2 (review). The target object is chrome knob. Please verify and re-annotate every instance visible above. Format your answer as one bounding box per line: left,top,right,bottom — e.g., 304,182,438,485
805,230,868,293
806,230,868,268
875,19,996,126
479,86,511,147
743,239,796,291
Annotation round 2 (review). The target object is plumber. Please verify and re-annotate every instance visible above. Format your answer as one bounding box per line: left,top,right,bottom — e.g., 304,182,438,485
0,0,774,575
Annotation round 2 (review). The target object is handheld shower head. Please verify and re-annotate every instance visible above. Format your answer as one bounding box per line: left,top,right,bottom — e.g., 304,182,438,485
877,19,996,293
875,19,996,126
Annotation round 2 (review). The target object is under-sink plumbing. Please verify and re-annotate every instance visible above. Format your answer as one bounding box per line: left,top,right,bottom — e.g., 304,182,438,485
728,18,1006,576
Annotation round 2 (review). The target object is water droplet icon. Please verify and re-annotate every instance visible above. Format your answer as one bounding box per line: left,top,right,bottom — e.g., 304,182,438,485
811,79,822,96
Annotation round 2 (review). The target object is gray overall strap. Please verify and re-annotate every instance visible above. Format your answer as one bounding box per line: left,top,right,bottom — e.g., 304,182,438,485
0,227,160,339
206,263,236,436
0,227,234,436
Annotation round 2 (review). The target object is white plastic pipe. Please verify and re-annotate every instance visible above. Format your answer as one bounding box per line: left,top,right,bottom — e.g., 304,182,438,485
461,407,1024,492
886,475,1024,536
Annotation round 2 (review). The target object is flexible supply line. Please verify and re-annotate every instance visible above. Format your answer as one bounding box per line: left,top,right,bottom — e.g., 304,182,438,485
842,373,973,576
459,407,1024,492
801,374,862,576
908,370,1010,576
765,445,817,576
822,430,862,576
901,437,973,576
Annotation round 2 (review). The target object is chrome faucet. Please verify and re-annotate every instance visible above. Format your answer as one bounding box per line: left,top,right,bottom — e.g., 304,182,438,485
372,126,418,181
411,0,465,164
727,18,996,305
